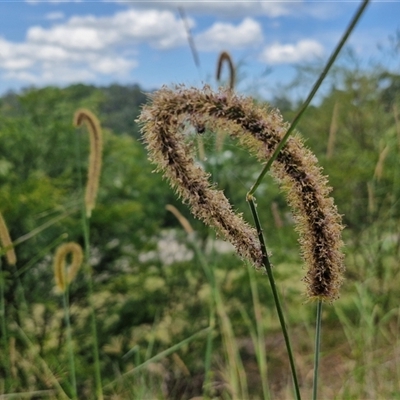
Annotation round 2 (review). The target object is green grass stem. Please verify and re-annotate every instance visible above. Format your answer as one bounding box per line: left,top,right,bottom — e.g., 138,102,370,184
244,3,369,398
203,307,215,399
312,300,323,400
144,312,160,362
10,209,77,251
247,194,301,400
74,126,103,400
14,233,68,278
189,236,249,399
14,324,69,399
104,327,212,389
248,264,270,400
248,0,370,196
185,239,218,398
0,260,11,393
0,390,56,399
62,288,77,399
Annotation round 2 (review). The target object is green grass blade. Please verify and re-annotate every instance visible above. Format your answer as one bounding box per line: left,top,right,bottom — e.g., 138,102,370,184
247,195,301,400
312,300,323,400
104,327,211,389
63,289,77,399
74,122,103,400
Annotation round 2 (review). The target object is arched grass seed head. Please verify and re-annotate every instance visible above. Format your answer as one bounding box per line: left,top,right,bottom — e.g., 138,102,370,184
138,85,345,302
216,51,235,90
54,242,83,293
73,109,103,218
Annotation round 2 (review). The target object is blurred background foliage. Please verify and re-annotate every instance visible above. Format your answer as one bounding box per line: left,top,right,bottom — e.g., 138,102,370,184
1,50,400,398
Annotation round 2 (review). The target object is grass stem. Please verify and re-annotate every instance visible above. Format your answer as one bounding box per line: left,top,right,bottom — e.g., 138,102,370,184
247,194,301,400
62,288,77,399
312,300,323,400
248,0,370,196
0,260,11,392
74,125,103,400
104,327,211,389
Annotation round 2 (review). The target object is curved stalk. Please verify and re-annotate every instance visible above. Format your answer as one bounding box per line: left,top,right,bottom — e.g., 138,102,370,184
249,0,370,196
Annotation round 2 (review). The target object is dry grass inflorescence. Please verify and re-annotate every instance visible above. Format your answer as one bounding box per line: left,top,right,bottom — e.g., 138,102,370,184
53,242,83,293
73,108,103,218
139,85,345,302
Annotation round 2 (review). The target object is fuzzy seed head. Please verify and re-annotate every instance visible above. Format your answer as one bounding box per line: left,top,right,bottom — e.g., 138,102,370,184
53,242,83,293
73,108,103,218
0,212,16,265
138,85,345,301
216,51,235,90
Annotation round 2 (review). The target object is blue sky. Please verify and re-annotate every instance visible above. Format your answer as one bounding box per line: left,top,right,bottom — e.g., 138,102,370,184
0,1,399,100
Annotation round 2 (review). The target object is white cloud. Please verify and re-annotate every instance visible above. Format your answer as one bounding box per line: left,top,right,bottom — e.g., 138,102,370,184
260,39,324,64
45,12,65,20
27,9,190,51
28,25,110,51
109,0,299,18
196,18,263,52
0,8,190,86
91,56,136,75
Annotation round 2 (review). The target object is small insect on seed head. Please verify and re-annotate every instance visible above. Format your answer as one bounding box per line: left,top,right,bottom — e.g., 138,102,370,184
195,124,206,134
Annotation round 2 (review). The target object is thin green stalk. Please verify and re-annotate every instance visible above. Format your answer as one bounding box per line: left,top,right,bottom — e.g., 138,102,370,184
62,287,77,399
244,3,369,398
249,0,370,196
247,194,301,400
178,7,202,81
248,264,270,400
0,260,11,392
190,239,248,399
14,234,68,278
0,390,56,399
74,126,103,400
187,241,217,398
312,300,323,400
144,312,160,361
14,324,69,399
203,307,215,399
10,209,78,250
104,327,211,389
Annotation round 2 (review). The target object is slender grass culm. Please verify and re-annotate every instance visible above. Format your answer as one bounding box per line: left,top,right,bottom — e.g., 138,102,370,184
138,2,369,398
53,242,83,399
166,204,249,399
73,108,104,399
0,211,16,393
